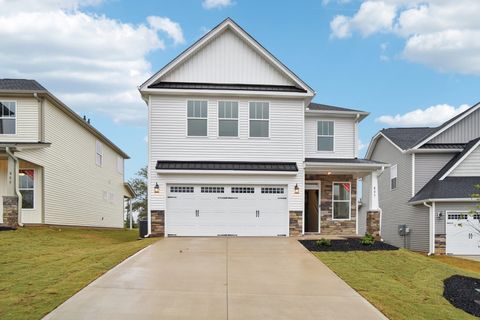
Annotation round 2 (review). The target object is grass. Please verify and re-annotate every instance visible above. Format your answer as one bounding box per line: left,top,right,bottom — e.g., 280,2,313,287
314,249,480,320
0,227,157,320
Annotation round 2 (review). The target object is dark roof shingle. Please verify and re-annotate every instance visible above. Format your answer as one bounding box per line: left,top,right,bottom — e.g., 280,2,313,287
0,79,47,91
381,127,437,150
307,102,365,113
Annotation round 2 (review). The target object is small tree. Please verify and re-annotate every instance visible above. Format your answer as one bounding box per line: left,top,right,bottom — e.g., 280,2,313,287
466,184,480,233
127,166,148,223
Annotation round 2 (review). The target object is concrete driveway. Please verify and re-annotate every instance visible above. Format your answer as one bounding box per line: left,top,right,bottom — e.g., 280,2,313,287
44,237,387,320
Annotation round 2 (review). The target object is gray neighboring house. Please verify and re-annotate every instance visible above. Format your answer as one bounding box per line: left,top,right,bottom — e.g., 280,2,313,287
360,102,480,255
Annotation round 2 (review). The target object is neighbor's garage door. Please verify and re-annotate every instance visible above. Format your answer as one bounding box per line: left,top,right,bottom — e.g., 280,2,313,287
446,212,480,255
165,185,288,236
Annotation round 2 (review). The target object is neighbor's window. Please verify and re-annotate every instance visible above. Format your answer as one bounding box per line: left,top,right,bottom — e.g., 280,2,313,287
333,182,351,220
96,140,103,167
249,102,269,137
317,120,334,151
116,156,123,174
218,101,238,137
19,169,34,209
390,164,397,190
187,100,208,136
0,101,16,134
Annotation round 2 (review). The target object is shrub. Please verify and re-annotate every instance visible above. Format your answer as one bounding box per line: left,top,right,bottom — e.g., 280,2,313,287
360,233,375,246
315,238,331,247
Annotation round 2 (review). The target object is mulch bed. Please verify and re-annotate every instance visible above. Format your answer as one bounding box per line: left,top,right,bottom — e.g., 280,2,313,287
0,225,16,231
444,275,480,317
299,238,399,252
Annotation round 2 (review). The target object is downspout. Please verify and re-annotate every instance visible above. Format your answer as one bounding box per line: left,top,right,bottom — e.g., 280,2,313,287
6,147,23,227
423,202,434,255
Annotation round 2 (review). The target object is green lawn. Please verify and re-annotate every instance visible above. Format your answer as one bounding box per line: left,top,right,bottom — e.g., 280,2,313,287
0,227,157,320
314,249,480,320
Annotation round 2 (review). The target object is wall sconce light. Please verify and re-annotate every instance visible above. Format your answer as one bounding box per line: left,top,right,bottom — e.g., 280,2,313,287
154,183,160,194
294,184,300,194
327,171,332,175
436,211,444,218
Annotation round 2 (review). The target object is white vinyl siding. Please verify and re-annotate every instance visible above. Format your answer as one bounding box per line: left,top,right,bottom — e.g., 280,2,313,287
249,102,269,138
0,101,16,134
187,100,208,136
0,97,38,142
160,29,295,86
305,116,356,158
332,182,351,220
317,120,334,151
450,145,480,177
390,164,397,190
218,101,238,137
116,156,124,174
414,153,454,192
95,140,103,167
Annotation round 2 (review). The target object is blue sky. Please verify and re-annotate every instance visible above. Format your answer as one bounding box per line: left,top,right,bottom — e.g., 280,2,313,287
1,0,479,179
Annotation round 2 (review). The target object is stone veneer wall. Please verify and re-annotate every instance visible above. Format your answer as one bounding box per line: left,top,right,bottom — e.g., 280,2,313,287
366,210,381,239
305,174,357,235
289,211,302,236
151,210,165,237
435,234,446,255
3,196,18,228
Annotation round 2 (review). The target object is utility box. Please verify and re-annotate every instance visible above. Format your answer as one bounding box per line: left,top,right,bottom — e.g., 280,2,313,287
139,219,148,238
398,224,410,236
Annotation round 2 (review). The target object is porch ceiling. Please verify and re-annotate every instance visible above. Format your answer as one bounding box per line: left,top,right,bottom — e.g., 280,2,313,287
305,158,387,177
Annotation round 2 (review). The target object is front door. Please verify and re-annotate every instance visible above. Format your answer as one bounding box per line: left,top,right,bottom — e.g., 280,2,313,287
305,183,320,233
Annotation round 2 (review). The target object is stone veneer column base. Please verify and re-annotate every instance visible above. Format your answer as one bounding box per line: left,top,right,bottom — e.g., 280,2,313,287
150,210,165,237
289,211,302,236
366,210,381,239
3,196,19,228
435,234,446,255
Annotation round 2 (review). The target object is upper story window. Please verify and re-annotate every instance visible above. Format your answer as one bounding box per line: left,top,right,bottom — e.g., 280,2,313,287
390,164,398,190
333,182,351,220
19,169,34,209
249,102,269,138
95,140,103,167
187,100,208,136
317,120,334,151
218,101,238,137
116,156,124,174
0,101,16,134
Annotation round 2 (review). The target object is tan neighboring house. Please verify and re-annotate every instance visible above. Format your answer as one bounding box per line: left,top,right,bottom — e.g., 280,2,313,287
0,79,133,229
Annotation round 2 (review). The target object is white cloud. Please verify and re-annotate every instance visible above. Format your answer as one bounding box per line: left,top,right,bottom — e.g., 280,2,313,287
329,0,480,75
0,1,184,125
375,103,470,126
147,16,185,45
202,0,233,9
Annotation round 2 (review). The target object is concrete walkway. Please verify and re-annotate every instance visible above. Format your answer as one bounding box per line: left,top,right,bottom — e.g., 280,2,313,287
44,237,387,320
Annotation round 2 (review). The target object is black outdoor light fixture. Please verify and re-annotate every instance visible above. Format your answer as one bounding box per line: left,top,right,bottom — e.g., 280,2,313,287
294,183,300,194
154,183,160,194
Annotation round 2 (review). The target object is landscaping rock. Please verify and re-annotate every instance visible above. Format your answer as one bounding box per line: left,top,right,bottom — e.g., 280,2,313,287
444,275,480,317
299,238,398,252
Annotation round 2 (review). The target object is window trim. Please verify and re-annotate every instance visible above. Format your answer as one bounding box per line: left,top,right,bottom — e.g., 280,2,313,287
390,164,398,191
217,100,239,138
95,140,103,167
186,99,209,137
316,120,335,152
332,181,351,221
19,168,35,210
0,100,17,136
248,101,270,139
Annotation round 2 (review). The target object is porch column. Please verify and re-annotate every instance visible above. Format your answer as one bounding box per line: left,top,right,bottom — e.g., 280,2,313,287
368,171,379,210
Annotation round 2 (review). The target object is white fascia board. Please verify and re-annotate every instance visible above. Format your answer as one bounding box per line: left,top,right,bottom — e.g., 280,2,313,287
156,170,298,175
439,140,480,180
406,148,463,154
139,19,315,96
411,103,480,150
410,198,477,205
305,110,369,121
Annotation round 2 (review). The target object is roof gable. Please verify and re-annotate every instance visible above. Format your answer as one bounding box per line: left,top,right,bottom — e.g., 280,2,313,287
442,138,480,179
140,18,314,95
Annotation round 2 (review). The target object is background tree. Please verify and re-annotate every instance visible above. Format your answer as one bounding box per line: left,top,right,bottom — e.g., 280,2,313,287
127,166,148,223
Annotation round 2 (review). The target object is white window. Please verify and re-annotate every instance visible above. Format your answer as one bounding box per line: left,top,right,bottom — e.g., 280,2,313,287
249,102,269,137
116,156,123,174
218,101,238,137
187,100,208,136
95,140,103,167
0,101,16,134
332,182,351,220
317,121,334,151
19,169,34,209
390,164,397,190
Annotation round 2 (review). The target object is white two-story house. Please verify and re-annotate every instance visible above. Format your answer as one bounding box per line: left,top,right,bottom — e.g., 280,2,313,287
0,79,133,229
140,18,385,237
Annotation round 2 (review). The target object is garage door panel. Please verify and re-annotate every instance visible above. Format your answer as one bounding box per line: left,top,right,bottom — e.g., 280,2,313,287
446,213,480,255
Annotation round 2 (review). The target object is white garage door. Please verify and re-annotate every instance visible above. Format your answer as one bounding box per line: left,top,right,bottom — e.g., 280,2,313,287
446,212,480,255
166,185,288,237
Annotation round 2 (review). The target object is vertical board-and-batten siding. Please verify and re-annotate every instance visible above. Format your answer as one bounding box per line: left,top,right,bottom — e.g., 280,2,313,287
414,153,455,192
304,116,356,159
430,108,480,144
160,29,295,86
450,145,480,176
148,95,305,213
370,137,429,252
0,97,39,142
19,99,125,228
